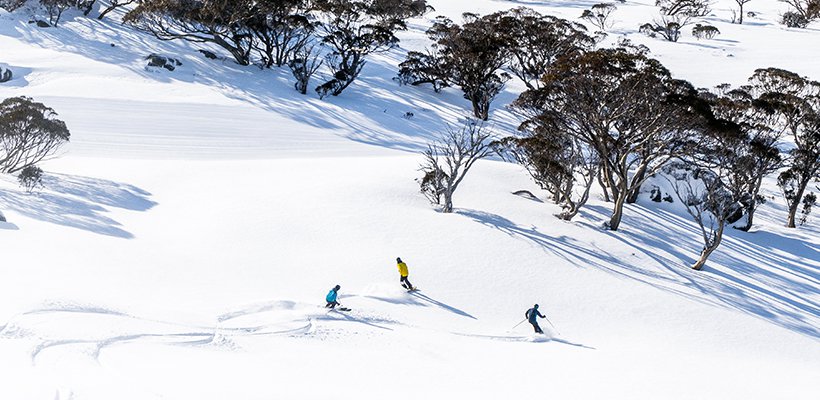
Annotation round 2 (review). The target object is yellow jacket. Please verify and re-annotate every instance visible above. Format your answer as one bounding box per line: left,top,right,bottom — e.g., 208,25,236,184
397,262,409,277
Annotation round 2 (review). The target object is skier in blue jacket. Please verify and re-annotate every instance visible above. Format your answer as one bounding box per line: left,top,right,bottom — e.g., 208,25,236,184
326,285,341,309
525,304,545,334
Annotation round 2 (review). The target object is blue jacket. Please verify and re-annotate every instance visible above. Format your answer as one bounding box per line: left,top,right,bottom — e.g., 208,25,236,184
526,307,544,323
326,289,338,303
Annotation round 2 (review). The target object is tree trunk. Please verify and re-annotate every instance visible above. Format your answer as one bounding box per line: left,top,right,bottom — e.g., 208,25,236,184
693,222,725,270
608,191,627,231
692,245,717,270
598,169,610,202
738,3,744,24
442,191,453,213
626,163,648,204
786,176,810,228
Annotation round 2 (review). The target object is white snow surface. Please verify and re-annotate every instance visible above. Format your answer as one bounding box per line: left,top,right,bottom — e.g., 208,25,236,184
1,1,819,399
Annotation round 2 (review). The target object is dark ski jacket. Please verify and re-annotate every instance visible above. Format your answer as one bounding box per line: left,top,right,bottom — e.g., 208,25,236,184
526,307,544,323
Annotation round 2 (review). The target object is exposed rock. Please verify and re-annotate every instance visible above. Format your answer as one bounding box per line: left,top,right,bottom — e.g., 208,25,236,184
650,186,662,202
145,54,182,71
0,210,5,222
198,49,218,60
28,19,51,28
513,190,543,202
0,67,11,83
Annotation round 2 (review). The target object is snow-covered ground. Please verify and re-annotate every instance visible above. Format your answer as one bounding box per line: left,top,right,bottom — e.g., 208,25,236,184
1,1,818,399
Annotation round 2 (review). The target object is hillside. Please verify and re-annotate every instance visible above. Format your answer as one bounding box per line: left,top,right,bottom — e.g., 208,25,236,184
1,1,819,399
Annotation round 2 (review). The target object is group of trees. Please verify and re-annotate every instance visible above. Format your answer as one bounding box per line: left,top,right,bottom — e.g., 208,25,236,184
122,0,430,97
1,0,431,97
0,0,137,25
0,97,70,191
398,8,595,120
504,41,819,269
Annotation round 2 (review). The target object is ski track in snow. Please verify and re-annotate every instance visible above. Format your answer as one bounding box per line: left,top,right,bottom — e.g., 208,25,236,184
0,301,322,365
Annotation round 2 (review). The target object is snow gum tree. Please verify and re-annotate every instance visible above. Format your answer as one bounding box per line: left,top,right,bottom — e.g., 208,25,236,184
313,0,428,98
664,162,744,270
402,13,511,120
704,84,784,231
246,0,315,68
493,8,594,91
514,47,699,231
750,68,820,228
420,120,493,213
499,120,599,221
0,97,70,174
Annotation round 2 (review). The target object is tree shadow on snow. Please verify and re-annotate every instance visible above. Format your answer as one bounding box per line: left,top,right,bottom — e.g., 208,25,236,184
456,206,820,339
0,13,522,154
0,172,156,238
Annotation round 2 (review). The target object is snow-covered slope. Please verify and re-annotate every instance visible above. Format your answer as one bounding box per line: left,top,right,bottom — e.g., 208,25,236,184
1,1,818,399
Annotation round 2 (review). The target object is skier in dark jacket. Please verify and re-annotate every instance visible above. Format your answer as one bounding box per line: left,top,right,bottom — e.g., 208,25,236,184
525,304,545,334
326,285,341,309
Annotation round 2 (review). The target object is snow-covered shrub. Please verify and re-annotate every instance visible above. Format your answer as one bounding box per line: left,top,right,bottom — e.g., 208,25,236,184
288,45,322,95
781,11,810,27
0,0,26,11
800,192,817,225
640,15,685,42
692,24,720,39
40,0,72,26
17,164,44,193
419,120,493,213
0,96,70,174
580,3,617,31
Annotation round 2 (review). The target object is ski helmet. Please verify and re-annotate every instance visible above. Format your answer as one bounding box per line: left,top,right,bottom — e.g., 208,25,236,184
396,257,402,263
334,285,340,291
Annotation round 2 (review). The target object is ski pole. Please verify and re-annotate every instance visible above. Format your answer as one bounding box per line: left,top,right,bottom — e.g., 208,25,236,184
511,318,527,330
543,315,561,336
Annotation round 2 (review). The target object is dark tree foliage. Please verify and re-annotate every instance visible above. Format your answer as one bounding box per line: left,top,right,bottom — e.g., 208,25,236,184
125,0,255,65
499,120,598,220
411,14,510,120
515,47,701,231
246,0,315,68
494,8,594,91
779,0,820,24
288,44,323,94
751,68,820,228
696,84,784,231
18,164,44,193
313,0,426,98
396,48,451,92
692,24,720,39
0,97,70,174
0,0,27,11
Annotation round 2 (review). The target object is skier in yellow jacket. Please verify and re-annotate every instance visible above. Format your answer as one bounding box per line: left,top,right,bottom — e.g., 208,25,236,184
396,257,415,291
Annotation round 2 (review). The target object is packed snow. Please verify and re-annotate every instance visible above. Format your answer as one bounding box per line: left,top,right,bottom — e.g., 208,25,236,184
1,1,818,399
